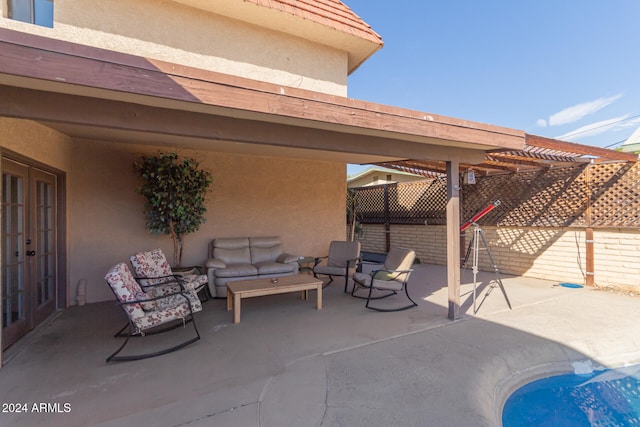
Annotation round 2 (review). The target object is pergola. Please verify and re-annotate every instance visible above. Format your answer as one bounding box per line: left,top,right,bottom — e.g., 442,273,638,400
375,133,638,291
378,134,638,177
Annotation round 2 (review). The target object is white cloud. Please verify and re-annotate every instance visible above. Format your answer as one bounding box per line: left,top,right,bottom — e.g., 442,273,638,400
536,118,547,128
556,114,632,140
548,93,623,127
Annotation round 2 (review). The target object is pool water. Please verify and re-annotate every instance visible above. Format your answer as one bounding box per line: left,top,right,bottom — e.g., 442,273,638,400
502,364,640,426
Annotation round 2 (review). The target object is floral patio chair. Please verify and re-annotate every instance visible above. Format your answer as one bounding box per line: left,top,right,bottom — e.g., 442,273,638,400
104,262,201,362
130,248,209,301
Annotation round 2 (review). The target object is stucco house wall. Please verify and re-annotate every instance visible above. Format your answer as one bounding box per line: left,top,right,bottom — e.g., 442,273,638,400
0,118,73,170
72,140,346,303
0,0,361,309
0,117,346,304
0,0,348,95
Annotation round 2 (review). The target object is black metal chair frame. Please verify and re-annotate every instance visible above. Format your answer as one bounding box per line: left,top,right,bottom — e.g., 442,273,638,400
106,287,201,363
313,256,361,293
352,268,418,312
135,270,211,302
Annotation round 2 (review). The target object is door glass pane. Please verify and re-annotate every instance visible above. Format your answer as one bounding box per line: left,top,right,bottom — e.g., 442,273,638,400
2,172,25,330
35,179,55,306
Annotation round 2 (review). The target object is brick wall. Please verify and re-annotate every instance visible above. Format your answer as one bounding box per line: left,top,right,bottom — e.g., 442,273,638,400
355,224,640,291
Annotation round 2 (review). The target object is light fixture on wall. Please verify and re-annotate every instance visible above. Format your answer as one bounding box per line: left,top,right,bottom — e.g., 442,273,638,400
464,169,476,185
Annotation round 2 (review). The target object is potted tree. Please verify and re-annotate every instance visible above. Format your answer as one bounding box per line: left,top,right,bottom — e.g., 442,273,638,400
134,151,213,267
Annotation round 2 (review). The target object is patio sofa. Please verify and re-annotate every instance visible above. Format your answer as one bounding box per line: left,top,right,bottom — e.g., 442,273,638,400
205,237,299,298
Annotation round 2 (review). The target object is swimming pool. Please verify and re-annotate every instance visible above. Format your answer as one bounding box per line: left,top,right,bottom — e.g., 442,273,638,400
502,364,640,426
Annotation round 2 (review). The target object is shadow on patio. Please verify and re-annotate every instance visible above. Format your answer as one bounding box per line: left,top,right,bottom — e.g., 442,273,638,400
2,264,640,427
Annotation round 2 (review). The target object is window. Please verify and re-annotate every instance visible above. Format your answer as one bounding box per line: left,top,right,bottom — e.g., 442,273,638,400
8,0,53,28
386,174,392,181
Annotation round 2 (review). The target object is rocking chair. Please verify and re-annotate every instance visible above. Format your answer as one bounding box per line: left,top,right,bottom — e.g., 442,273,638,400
130,248,209,301
351,247,418,312
104,262,202,362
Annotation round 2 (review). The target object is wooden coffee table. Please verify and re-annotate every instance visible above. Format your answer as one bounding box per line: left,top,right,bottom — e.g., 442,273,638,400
226,274,323,323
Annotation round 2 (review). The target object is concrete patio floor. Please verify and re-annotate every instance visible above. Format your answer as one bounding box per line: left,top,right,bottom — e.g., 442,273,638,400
1,264,640,427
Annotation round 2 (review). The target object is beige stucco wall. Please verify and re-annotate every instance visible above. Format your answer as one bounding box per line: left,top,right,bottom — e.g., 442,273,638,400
0,0,348,95
358,224,640,292
69,140,346,303
0,118,73,170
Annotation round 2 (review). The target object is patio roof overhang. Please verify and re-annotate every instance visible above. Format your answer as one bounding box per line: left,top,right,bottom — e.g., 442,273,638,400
0,28,532,321
0,28,524,166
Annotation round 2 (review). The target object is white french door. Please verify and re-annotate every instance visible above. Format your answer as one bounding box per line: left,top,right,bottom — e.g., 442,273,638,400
2,158,57,350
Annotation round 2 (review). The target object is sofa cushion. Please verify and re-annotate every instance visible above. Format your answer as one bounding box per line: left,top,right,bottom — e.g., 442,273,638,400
215,263,258,278
255,261,297,275
250,237,283,264
213,238,251,264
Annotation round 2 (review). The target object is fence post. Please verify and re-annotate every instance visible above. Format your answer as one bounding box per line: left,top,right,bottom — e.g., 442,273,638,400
384,184,390,252
585,164,595,287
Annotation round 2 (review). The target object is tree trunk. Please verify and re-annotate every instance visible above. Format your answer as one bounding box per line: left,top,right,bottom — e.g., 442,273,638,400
169,222,183,267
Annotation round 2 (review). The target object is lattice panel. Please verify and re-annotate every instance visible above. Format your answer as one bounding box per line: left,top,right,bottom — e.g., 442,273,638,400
589,162,640,227
356,179,447,224
463,165,588,227
388,180,447,224
351,162,640,229
354,185,387,223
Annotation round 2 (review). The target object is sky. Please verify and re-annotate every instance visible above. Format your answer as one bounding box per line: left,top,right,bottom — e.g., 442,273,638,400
344,1,640,176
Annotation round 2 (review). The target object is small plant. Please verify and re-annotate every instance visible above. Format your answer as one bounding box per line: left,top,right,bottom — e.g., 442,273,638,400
134,151,213,267
347,188,364,241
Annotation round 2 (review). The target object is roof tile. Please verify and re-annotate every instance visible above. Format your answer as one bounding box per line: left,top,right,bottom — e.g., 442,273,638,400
243,0,382,45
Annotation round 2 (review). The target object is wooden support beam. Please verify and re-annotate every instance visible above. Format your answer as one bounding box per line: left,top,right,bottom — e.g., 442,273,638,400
485,154,552,169
526,134,638,162
446,160,461,320
0,85,488,162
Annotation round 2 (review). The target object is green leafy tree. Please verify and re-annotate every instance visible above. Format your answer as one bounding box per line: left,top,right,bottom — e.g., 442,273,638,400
134,152,213,267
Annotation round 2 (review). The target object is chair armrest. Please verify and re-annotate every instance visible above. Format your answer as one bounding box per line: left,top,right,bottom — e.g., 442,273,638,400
134,274,186,289
346,256,362,268
313,255,328,267
205,258,226,269
277,253,298,264
125,288,194,312
371,269,414,281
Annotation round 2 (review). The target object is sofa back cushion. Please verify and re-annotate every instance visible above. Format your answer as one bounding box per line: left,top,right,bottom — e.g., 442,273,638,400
213,238,251,264
250,237,284,264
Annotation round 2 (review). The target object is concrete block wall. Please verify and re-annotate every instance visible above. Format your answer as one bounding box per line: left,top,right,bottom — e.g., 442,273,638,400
592,229,640,290
355,224,640,292
357,224,387,253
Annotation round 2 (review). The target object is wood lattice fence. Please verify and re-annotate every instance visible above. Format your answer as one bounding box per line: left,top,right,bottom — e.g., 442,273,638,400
350,162,640,229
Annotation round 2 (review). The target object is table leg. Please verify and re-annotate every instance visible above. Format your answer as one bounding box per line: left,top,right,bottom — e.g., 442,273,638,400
227,289,232,311
233,294,241,323
316,283,322,310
